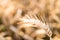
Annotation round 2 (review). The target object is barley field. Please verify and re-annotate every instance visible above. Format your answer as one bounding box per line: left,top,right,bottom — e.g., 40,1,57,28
0,0,60,40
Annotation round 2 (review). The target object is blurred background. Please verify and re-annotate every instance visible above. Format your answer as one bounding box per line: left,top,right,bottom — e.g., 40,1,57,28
0,0,60,40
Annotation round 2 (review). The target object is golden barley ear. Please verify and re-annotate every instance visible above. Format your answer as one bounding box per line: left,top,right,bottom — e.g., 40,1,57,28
18,13,53,40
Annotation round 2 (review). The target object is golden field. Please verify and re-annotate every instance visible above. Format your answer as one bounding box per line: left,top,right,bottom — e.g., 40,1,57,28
0,0,60,40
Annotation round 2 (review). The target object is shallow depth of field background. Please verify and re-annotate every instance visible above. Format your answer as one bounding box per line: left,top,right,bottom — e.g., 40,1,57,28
0,0,60,40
